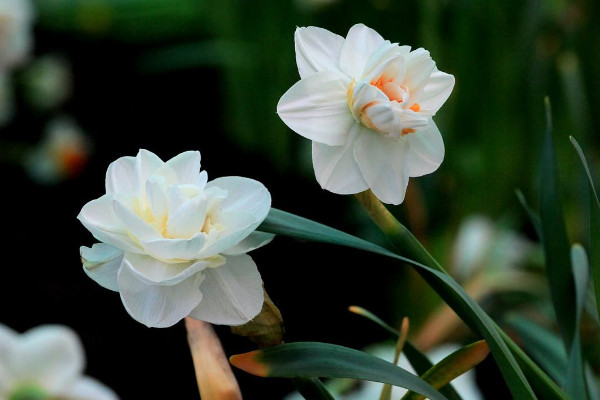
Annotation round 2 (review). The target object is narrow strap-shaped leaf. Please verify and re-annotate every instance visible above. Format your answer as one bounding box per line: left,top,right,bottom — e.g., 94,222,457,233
515,189,542,239
230,342,448,400
505,315,568,385
540,98,577,349
570,136,600,322
380,318,410,400
565,244,590,399
259,209,539,399
401,341,490,400
292,377,335,400
348,305,463,400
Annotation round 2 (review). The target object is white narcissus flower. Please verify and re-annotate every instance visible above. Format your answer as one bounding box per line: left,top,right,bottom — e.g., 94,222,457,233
277,24,455,205
0,324,118,400
78,149,273,328
0,0,34,70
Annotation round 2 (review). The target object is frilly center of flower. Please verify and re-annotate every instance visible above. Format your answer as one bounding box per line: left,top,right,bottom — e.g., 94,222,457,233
134,182,227,240
347,77,422,139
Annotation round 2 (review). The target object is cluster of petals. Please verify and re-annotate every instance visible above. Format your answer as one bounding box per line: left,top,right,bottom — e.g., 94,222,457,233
0,324,117,400
277,23,455,204
78,149,272,328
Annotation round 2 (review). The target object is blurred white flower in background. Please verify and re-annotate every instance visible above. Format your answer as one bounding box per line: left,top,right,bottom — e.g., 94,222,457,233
21,54,73,111
24,116,91,184
78,149,272,328
277,23,454,204
0,0,34,70
450,215,540,295
0,324,118,400
284,343,483,400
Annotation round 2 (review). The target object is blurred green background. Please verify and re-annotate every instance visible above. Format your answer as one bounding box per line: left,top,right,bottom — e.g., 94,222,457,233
1,0,599,398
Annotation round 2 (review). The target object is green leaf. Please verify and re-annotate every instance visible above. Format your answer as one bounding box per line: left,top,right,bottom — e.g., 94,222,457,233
292,378,335,400
540,97,577,348
401,340,490,400
565,244,590,399
505,315,567,385
570,136,600,322
230,342,447,400
515,189,542,239
260,209,550,399
349,306,463,400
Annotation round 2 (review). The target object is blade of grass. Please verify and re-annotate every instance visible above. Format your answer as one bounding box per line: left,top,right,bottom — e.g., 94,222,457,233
570,136,600,321
540,97,576,348
230,342,447,400
565,244,590,399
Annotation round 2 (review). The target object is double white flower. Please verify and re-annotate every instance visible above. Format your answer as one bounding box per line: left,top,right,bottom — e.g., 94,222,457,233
0,324,117,400
78,150,272,328
277,24,455,204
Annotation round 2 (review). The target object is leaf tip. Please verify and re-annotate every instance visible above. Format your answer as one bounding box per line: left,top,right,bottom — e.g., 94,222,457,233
230,351,268,377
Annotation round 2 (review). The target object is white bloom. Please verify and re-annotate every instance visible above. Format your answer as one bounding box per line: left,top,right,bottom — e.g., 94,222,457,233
0,0,34,70
0,324,118,400
277,24,454,204
78,149,272,328
25,116,91,184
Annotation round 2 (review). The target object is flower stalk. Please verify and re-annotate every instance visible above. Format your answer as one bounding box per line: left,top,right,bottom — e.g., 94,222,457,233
354,190,444,272
185,318,242,400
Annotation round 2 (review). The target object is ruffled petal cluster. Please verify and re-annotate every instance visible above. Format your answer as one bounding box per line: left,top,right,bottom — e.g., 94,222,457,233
278,24,454,204
78,150,272,328
0,324,118,400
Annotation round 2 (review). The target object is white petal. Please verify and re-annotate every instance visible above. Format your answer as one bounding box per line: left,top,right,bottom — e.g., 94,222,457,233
80,243,124,292
294,26,345,78
189,254,263,325
121,252,215,285
105,156,137,194
403,48,435,97
361,102,403,137
78,195,142,253
134,149,164,188
277,70,354,146
166,195,208,239
362,42,411,79
209,176,271,218
112,198,160,241
12,325,84,394
145,175,169,223
141,235,207,261
339,24,386,78
406,120,445,177
198,177,271,257
118,257,205,328
165,150,206,187
312,124,369,194
418,68,455,115
222,231,275,256
354,132,410,205
350,81,388,121
0,325,17,394
363,54,406,87
58,377,118,400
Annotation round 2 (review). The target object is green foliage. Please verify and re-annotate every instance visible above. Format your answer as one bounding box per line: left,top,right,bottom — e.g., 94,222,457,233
259,208,568,399
231,342,448,400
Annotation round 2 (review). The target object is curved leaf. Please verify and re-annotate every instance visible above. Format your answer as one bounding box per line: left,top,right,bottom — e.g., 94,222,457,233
260,208,568,399
230,342,447,400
